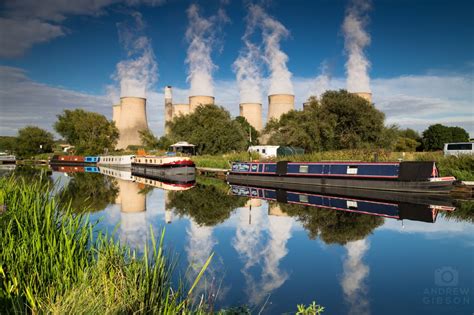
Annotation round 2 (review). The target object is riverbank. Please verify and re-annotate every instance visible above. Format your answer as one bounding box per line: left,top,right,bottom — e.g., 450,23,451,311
0,176,213,314
191,150,474,181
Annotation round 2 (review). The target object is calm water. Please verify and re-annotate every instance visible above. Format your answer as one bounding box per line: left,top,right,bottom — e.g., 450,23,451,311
7,166,474,314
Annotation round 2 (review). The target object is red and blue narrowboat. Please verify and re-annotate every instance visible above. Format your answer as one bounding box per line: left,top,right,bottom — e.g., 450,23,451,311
50,155,99,165
227,161,456,193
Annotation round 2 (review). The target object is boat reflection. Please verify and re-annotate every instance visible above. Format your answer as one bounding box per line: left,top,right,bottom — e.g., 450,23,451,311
229,184,456,224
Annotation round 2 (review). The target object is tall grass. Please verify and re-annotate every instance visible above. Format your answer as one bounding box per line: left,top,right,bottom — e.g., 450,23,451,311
0,176,212,314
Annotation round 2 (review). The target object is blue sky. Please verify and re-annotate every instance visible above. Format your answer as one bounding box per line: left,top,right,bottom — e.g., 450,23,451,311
0,0,473,136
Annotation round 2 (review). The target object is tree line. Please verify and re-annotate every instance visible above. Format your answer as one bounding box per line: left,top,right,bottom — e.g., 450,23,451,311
0,90,469,157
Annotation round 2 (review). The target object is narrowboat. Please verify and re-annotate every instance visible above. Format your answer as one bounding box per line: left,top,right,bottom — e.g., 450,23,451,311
50,155,99,165
0,154,16,165
98,155,134,167
99,166,133,181
132,155,195,168
133,174,195,191
50,165,99,173
227,161,456,194
230,184,456,223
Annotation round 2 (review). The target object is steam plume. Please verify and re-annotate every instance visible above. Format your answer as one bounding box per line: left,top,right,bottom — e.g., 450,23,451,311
341,239,371,315
114,12,158,98
233,6,263,103
343,0,371,93
310,61,331,99
185,4,228,96
250,4,293,95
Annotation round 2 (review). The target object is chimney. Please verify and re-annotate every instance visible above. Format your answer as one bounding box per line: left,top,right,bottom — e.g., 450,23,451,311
164,86,173,134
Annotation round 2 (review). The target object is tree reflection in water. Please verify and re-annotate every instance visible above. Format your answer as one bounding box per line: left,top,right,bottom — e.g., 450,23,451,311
59,173,118,212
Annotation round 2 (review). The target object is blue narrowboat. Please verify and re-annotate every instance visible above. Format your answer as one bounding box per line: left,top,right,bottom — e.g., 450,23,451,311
230,184,455,223
228,161,456,193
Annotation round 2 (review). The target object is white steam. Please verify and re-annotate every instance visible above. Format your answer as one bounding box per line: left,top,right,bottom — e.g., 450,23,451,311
343,0,371,93
185,4,228,96
114,12,158,98
341,239,371,315
250,4,293,95
309,61,331,99
233,6,263,104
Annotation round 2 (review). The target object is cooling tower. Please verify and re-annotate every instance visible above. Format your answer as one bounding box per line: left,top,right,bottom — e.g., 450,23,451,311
268,94,295,122
268,203,288,217
164,86,173,134
117,97,148,150
173,103,190,117
240,103,263,131
117,180,146,213
353,92,372,103
244,198,263,209
189,95,215,112
112,104,121,126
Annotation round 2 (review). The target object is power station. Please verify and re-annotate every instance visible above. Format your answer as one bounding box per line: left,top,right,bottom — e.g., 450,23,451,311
239,102,263,131
114,96,148,150
267,94,295,123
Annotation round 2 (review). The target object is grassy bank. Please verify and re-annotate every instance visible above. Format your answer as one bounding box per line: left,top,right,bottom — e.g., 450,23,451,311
191,150,474,181
0,176,212,314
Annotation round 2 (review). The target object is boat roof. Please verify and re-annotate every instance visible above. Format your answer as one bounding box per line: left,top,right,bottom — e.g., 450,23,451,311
170,141,195,147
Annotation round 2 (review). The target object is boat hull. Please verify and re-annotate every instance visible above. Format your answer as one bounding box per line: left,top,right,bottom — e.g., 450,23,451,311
227,173,455,194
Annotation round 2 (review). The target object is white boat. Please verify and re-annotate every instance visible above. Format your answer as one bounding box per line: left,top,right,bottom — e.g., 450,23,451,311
0,154,16,164
132,155,194,168
97,155,134,167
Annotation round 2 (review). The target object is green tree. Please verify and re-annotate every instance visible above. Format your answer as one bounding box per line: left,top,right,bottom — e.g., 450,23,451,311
264,90,390,151
320,90,386,149
15,126,54,158
0,136,16,153
139,129,159,149
449,126,469,143
167,104,247,155
54,109,119,155
234,116,259,146
421,124,470,151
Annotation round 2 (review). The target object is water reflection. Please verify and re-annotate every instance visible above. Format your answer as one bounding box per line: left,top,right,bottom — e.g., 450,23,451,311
342,239,370,315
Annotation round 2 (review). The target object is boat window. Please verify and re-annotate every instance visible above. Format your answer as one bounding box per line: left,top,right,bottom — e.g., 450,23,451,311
347,166,358,175
299,165,309,173
347,200,358,210
447,143,472,150
299,195,309,203
262,149,266,154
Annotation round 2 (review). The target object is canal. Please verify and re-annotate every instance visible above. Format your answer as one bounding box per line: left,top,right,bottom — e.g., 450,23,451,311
5,166,474,314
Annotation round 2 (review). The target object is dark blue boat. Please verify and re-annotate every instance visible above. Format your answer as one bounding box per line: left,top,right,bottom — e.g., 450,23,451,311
228,161,456,193
230,184,455,223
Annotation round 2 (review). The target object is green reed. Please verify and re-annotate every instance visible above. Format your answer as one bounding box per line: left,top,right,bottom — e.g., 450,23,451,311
0,176,212,314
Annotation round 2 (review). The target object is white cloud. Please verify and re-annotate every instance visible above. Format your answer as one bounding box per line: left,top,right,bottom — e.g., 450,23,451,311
0,0,166,58
1,65,472,138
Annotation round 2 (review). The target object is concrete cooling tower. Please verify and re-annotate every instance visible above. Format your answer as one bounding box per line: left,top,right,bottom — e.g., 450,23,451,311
117,97,148,150
189,95,215,112
353,92,372,103
173,103,190,117
117,180,146,213
240,103,263,131
165,86,173,134
268,94,295,122
112,104,121,126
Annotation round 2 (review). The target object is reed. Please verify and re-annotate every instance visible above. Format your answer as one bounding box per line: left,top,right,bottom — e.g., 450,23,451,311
0,176,212,314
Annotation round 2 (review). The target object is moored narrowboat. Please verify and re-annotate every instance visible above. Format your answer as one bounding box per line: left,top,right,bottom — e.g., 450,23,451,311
50,155,99,165
228,161,456,193
230,184,455,223
132,155,195,168
98,155,134,167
